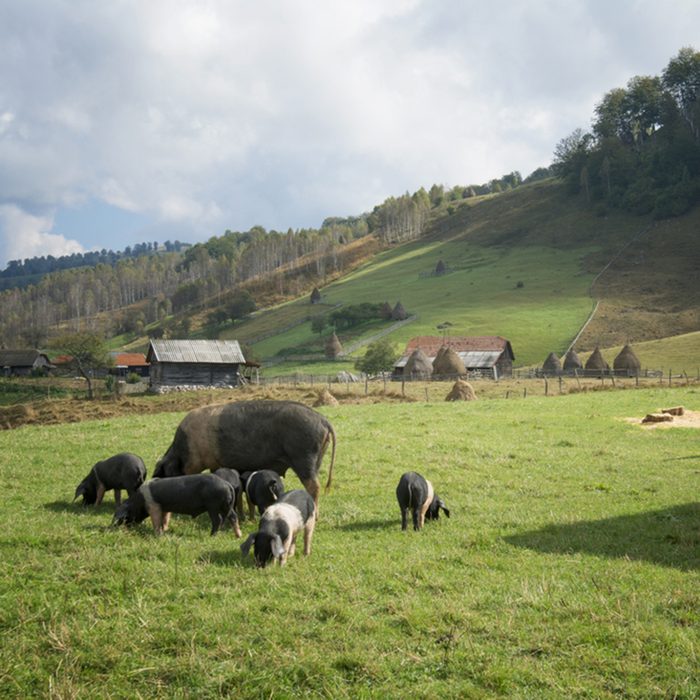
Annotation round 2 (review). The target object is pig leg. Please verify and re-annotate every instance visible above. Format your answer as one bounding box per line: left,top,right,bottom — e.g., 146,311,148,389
227,510,242,538
301,477,320,518
114,489,122,506
303,516,316,556
289,537,296,558
412,507,421,531
400,508,408,531
245,493,255,521
162,512,171,532
208,510,223,536
95,481,106,506
148,504,164,535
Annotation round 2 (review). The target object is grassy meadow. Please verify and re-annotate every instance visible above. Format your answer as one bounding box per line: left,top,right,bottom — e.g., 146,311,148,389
0,387,698,698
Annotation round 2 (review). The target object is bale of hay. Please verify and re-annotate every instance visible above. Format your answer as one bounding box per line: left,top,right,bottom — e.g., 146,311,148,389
563,348,583,371
662,406,685,416
432,346,466,377
585,346,610,373
325,332,343,359
313,389,339,407
404,348,432,378
391,301,408,321
642,413,674,423
613,344,641,376
445,379,477,401
542,352,562,376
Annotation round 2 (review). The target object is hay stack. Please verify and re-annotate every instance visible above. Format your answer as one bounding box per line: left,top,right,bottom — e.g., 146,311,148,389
542,352,562,376
445,379,477,401
435,259,446,275
613,344,641,376
563,348,583,371
404,348,432,378
585,346,609,374
391,301,408,321
313,389,339,407
432,346,466,377
310,287,321,304
324,332,343,359
379,301,393,320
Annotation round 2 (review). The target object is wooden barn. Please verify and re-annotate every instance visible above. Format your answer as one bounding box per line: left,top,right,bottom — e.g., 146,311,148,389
146,340,247,389
0,349,53,377
394,336,515,379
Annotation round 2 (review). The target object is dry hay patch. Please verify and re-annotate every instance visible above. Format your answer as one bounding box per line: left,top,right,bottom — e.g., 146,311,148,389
625,407,700,429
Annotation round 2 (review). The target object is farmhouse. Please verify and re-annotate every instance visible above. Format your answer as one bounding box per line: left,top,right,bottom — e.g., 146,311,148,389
0,349,53,377
394,336,515,378
147,339,247,390
110,352,150,378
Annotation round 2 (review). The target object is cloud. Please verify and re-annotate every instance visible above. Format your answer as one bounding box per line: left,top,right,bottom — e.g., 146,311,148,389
0,205,84,266
0,0,699,265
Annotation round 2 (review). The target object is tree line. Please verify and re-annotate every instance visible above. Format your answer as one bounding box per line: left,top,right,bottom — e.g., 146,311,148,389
553,46,700,218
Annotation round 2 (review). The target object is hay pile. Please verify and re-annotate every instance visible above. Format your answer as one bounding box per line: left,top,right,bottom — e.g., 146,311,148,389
325,332,343,359
313,389,339,407
404,348,432,378
432,346,466,377
585,346,610,373
445,379,477,401
542,352,562,376
392,301,408,321
613,344,641,375
379,301,393,320
563,348,583,371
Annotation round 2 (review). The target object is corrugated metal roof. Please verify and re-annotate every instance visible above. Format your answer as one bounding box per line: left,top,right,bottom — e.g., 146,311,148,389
0,350,49,367
396,349,504,369
148,340,246,364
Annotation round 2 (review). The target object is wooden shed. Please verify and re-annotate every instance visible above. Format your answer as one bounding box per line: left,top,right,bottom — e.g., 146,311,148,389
0,349,53,377
147,339,246,389
110,352,150,378
394,336,514,379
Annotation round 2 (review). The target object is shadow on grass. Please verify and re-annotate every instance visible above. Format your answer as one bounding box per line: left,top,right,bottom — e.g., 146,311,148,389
200,549,246,568
505,502,700,571
336,518,395,532
43,499,117,515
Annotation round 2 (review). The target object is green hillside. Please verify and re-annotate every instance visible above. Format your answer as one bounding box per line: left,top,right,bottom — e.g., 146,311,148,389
235,180,698,372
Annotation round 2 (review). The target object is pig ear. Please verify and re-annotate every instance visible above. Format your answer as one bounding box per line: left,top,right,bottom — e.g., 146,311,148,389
240,533,256,558
271,535,285,559
438,500,450,518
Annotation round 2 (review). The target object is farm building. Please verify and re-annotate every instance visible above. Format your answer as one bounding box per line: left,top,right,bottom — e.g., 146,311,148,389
394,336,515,378
146,339,247,389
0,349,53,377
110,352,150,378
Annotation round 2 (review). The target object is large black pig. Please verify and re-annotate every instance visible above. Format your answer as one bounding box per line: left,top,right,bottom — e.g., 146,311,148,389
152,400,336,512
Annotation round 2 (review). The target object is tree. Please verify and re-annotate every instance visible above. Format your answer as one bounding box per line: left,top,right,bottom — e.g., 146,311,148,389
354,338,398,376
552,128,593,177
52,332,110,399
311,315,327,335
226,290,256,323
663,46,700,139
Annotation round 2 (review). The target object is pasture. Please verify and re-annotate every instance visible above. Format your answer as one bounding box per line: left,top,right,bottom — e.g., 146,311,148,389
0,387,698,698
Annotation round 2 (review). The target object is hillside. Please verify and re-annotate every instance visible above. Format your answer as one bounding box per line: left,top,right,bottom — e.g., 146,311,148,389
233,180,699,371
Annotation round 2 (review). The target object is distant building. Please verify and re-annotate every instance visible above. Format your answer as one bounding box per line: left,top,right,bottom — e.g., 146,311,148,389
0,349,53,377
394,336,514,378
146,339,247,389
110,352,150,378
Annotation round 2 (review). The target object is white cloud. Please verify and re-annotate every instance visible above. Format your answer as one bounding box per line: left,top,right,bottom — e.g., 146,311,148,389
0,205,84,265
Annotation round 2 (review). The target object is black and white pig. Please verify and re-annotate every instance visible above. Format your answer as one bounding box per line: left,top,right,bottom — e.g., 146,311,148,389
240,489,316,567
74,452,146,507
112,474,241,537
396,471,450,531
240,470,285,520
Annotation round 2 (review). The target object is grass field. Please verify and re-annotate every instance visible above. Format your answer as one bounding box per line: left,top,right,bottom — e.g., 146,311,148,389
0,387,698,698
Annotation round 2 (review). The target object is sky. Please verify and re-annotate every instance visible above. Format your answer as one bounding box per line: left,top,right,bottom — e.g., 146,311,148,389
1,0,699,270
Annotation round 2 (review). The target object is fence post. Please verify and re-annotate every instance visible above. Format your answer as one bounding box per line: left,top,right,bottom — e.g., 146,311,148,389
365,376,368,396
669,369,672,386
558,376,563,394
523,387,527,399
544,376,548,396
401,376,405,397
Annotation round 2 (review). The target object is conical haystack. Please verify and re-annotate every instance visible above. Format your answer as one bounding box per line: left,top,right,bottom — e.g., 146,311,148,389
379,301,393,320
310,287,321,304
542,352,562,376
404,348,432,378
435,259,446,275
613,344,641,376
585,346,609,374
391,301,408,321
313,389,339,407
445,379,477,401
432,346,466,377
563,348,583,371
325,332,343,359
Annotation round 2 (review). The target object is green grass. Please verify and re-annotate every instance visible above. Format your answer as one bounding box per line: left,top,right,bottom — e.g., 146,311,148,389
1,388,698,697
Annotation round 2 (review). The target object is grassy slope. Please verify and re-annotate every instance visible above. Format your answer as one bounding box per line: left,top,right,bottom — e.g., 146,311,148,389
0,388,698,698
248,181,687,372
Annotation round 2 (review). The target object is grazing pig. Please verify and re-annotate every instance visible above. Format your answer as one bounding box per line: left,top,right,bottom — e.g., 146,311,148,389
212,468,244,519
74,452,146,507
240,490,316,568
112,474,241,537
396,471,450,531
152,400,336,513
240,470,285,519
